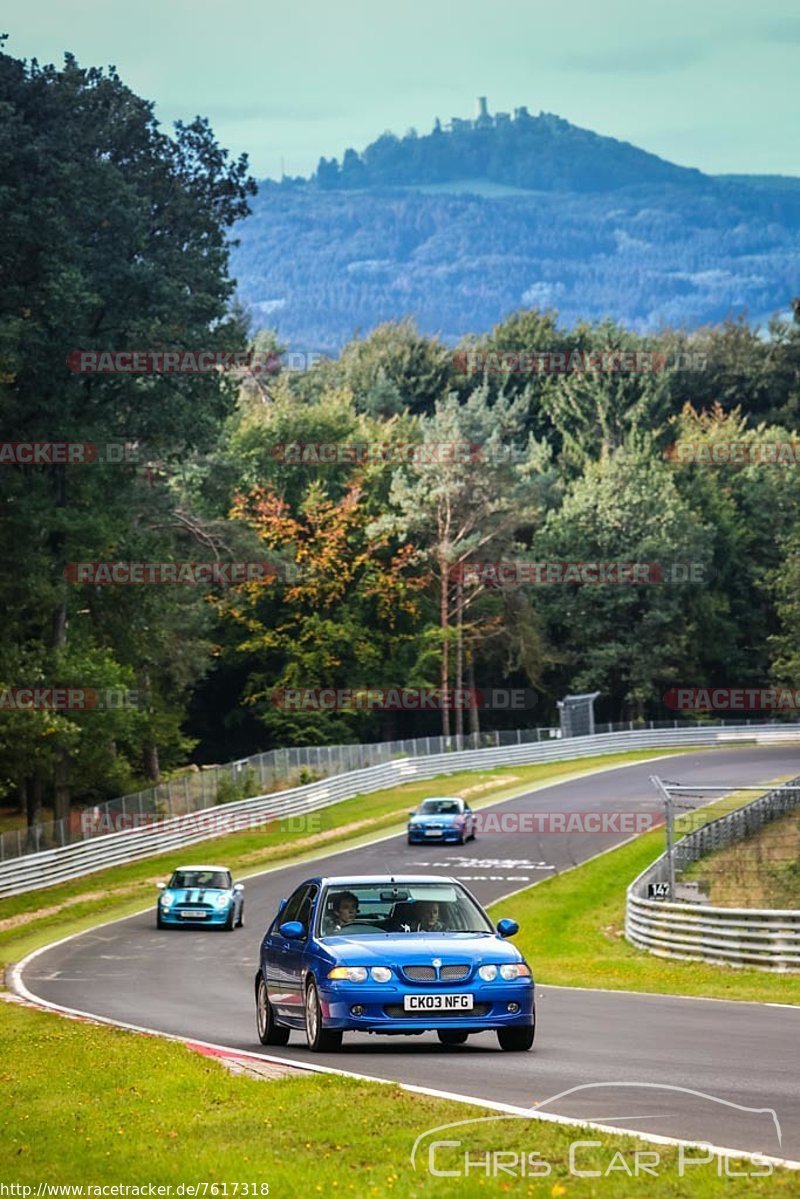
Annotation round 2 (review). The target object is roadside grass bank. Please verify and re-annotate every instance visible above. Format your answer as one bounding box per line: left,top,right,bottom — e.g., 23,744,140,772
0,749,688,973
682,807,800,908
0,1000,793,1196
497,786,800,1004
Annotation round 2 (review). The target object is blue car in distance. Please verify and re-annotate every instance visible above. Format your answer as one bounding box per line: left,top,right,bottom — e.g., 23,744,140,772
407,796,476,844
255,874,534,1052
156,864,245,930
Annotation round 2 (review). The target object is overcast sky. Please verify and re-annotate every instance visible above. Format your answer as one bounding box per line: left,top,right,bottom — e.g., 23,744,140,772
4,0,799,179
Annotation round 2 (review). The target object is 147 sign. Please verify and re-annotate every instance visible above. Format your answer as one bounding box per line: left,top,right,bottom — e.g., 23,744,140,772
648,881,671,899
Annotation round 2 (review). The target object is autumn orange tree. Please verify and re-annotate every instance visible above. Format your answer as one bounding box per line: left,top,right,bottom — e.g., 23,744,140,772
213,480,429,744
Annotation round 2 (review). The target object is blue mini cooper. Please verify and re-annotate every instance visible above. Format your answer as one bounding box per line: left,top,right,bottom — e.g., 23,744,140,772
156,864,245,930
254,874,534,1052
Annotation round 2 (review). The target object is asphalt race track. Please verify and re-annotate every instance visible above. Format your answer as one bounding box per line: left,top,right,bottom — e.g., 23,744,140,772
18,747,800,1161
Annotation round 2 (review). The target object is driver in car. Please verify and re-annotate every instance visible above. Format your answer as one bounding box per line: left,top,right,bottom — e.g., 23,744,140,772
327,891,359,932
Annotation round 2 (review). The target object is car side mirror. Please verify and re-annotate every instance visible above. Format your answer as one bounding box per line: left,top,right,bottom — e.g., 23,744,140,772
408,810,415,817
280,920,305,940
496,918,519,938
233,883,245,892
157,882,166,890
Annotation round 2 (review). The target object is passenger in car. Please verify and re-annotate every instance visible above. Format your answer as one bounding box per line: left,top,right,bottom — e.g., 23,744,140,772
415,900,446,932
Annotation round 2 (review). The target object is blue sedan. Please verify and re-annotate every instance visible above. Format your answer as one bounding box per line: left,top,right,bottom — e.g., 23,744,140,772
156,864,245,930
407,796,476,844
254,874,535,1052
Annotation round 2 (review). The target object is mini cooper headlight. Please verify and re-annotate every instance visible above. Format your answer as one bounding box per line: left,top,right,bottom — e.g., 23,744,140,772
478,964,498,981
160,892,175,907
499,963,531,980
214,894,231,909
328,966,368,983
370,966,392,983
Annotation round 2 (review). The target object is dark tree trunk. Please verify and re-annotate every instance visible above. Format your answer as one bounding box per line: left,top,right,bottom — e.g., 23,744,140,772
439,559,450,738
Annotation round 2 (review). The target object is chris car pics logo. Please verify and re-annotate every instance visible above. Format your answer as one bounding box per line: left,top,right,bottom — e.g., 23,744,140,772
411,1083,783,1180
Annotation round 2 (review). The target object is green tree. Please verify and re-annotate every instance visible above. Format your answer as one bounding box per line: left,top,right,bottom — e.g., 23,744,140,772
0,44,255,822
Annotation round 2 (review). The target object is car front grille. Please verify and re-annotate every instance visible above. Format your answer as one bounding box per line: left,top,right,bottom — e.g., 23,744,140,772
403,965,437,982
401,963,471,983
440,964,470,981
385,1003,490,1019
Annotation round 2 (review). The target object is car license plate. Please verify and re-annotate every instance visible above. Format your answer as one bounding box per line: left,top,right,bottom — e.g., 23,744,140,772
404,993,473,1011
425,828,440,836
179,911,207,919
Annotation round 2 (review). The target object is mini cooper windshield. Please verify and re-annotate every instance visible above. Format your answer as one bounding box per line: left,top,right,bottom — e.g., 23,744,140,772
318,882,495,936
169,868,231,889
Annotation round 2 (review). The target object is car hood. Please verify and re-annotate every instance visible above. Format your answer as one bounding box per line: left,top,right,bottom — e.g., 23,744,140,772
411,813,462,824
164,888,231,902
319,932,523,965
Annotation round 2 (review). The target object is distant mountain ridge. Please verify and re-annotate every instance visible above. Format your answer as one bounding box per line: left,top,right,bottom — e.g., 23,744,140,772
312,98,704,193
231,102,800,350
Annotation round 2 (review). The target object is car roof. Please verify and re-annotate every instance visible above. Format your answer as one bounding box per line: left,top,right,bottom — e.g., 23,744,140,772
172,864,231,872
317,874,460,885
419,796,463,802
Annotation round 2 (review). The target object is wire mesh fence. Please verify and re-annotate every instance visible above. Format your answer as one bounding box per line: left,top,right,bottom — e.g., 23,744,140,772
0,715,781,864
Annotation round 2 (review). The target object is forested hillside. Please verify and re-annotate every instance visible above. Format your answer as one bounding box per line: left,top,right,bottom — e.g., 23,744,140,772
231,109,800,348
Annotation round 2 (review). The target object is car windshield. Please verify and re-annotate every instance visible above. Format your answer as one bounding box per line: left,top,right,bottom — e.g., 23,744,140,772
418,799,462,814
318,883,493,936
169,869,231,889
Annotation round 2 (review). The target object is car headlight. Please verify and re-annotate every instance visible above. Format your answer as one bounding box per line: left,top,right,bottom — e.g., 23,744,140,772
478,963,532,981
160,892,175,907
214,894,231,909
370,966,392,983
500,963,531,980
328,966,368,983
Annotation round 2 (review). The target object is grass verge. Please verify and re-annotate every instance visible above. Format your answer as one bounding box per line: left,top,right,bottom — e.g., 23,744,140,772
682,807,800,908
0,748,687,972
0,999,794,1194
495,787,800,1004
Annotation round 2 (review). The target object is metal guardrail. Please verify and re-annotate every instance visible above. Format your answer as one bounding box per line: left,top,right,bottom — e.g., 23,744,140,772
1,717,777,863
626,777,800,973
0,727,564,862
3,722,799,899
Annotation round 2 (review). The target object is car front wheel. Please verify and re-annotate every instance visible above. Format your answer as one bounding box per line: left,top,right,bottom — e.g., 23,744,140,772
256,974,290,1046
305,979,343,1052
497,1020,535,1051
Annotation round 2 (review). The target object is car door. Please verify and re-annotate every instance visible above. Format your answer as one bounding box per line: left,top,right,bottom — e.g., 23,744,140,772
263,884,309,1022
464,804,474,838
280,884,319,1023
